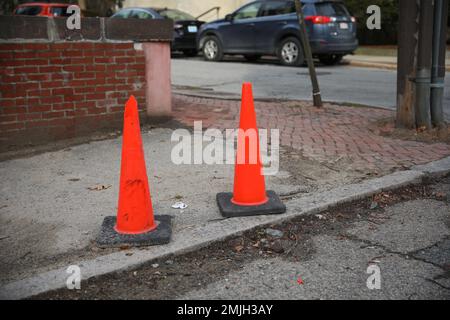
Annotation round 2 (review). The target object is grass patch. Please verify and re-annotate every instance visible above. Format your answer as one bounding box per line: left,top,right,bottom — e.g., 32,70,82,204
355,46,398,57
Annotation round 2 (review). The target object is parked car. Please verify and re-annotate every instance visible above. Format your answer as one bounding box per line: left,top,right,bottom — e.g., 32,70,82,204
111,7,204,57
197,0,358,66
13,2,79,17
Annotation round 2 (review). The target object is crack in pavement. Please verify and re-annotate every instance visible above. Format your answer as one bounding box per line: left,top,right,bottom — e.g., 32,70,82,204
345,233,448,271
342,234,450,292
422,277,450,291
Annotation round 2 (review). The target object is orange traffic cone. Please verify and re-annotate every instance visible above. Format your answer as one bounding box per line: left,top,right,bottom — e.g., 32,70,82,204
216,83,286,218
232,83,268,206
96,96,172,247
116,95,156,234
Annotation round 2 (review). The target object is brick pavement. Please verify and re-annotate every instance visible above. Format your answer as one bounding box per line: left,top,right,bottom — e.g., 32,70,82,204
173,94,450,173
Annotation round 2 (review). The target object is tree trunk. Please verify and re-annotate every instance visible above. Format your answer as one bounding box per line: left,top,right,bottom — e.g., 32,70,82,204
396,0,419,129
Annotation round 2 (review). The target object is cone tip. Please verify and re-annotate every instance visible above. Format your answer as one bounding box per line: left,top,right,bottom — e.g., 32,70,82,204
124,95,138,118
126,95,137,106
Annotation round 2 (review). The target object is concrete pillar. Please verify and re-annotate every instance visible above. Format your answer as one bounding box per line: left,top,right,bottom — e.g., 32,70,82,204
143,42,172,120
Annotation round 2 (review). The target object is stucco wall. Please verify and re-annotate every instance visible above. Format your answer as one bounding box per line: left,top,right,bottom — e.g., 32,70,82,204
123,0,252,21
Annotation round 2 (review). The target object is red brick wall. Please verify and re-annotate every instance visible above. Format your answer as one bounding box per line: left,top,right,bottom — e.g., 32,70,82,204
0,42,146,151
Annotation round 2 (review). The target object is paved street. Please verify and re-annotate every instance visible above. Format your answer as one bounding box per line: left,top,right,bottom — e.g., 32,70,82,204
172,56,450,121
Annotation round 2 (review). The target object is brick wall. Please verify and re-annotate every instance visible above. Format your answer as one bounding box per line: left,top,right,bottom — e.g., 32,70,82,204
0,42,146,151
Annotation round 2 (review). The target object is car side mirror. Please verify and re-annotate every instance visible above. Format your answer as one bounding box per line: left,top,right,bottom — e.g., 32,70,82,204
225,14,234,21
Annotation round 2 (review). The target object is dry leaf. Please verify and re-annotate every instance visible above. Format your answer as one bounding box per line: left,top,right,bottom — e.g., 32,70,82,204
88,184,111,191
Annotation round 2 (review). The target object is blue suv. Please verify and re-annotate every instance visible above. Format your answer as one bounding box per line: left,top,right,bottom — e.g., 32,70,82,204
197,0,358,66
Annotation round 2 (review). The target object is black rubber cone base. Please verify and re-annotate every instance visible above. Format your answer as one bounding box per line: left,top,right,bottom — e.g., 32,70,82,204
96,215,172,248
216,190,286,218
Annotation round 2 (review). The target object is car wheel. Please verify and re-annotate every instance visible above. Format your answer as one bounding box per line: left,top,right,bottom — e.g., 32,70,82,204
183,49,198,57
319,54,343,65
277,37,304,66
244,54,261,62
201,36,223,61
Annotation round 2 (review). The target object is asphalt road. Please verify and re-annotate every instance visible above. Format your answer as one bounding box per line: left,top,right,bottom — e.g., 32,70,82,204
172,55,450,121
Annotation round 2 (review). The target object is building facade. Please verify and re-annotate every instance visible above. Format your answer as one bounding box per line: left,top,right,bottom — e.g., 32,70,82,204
123,0,252,21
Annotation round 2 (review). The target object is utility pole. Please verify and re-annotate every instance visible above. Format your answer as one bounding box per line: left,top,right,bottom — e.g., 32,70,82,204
414,0,433,129
430,0,448,128
294,0,322,107
396,0,419,129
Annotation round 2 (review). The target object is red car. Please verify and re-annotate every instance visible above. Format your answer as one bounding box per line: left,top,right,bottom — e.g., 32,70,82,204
13,2,79,17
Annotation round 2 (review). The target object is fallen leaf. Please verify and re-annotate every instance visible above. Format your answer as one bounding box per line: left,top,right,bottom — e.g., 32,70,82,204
435,192,446,200
88,184,111,191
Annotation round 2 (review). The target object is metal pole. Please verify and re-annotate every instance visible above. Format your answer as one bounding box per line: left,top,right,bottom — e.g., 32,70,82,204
396,0,419,129
415,0,433,129
430,0,448,128
294,0,322,107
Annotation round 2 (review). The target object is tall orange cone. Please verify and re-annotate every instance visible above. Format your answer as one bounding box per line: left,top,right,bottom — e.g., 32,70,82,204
96,96,172,247
216,83,286,218
232,83,268,206
115,95,155,234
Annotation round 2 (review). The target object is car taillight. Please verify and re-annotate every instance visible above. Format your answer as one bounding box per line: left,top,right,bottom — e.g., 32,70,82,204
351,16,356,23
305,15,332,24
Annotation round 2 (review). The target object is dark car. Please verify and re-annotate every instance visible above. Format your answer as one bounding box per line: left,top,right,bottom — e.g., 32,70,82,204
111,7,204,56
197,0,358,66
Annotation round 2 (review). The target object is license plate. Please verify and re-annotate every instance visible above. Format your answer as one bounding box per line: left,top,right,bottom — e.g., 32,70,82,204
339,22,349,29
187,25,198,33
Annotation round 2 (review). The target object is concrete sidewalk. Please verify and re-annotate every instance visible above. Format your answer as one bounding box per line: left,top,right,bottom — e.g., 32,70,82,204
1,96,449,299
345,54,450,71
32,176,450,300
0,126,366,297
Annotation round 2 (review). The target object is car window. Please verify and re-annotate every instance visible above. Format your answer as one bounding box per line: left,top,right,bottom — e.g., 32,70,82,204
261,1,295,17
15,6,42,15
315,2,349,17
234,2,262,20
50,6,72,17
303,4,315,16
130,10,153,19
113,9,132,18
157,9,195,21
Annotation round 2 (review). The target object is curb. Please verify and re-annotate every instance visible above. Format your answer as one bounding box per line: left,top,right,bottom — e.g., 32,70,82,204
346,60,397,70
346,59,450,72
173,91,395,112
1,156,449,300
